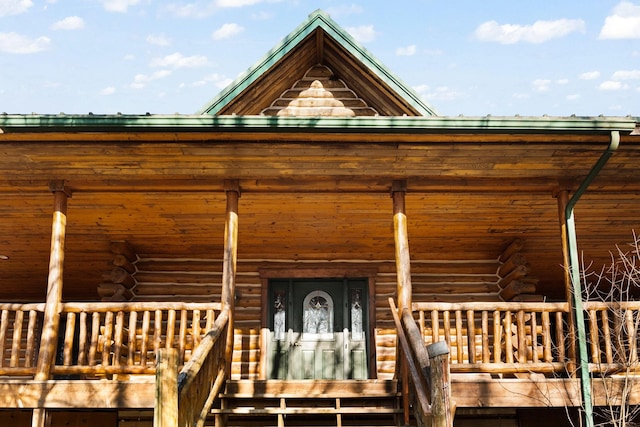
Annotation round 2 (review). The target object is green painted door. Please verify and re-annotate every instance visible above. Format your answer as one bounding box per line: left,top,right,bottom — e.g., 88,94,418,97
266,278,369,380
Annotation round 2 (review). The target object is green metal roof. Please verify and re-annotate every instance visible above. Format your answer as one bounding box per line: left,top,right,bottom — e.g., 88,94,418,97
197,9,439,116
0,114,637,135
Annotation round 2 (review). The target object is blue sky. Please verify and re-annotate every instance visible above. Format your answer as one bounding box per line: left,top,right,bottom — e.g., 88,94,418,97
0,0,638,116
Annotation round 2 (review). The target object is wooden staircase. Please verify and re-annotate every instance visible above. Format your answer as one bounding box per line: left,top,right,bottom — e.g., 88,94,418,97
211,379,405,427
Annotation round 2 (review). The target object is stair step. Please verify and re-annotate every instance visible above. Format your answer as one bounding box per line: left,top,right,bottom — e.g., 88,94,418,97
222,379,400,398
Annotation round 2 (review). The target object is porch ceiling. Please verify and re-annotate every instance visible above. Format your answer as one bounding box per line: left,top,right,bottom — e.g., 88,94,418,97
0,126,638,301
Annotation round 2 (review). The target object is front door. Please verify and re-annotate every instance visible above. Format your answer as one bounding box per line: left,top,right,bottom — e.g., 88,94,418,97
266,278,368,380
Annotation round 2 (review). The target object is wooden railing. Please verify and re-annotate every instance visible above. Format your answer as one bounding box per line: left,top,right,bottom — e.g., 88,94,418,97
584,301,640,374
412,301,572,374
0,302,222,377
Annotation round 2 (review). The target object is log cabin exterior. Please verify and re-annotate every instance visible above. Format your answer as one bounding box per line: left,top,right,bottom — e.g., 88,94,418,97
0,9,639,427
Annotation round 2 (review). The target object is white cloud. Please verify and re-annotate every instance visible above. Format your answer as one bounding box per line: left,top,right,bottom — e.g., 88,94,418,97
566,94,580,100
598,81,628,91
413,84,462,101
556,78,569,85
0,32,50,54
532,79,551,92
150,52,208,68
131,70,172,89
147,34,171,46
0,0,33,17
102,0,141,13
193,73,233,88
163,2,217,18
51,16,85,30
474,18,585,44
599,1,640,39
611,70,640,80
100,87,116,95
212,23,244,40
579,71,600,80
346,25,377,43
396,45,416,56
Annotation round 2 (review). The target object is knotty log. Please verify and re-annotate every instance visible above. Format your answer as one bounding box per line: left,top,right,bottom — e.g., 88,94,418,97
110,240,137,263
428,341,453,427
97,283,134,301
113,254,136,274
499,239,525,263
109,267,136,289
497,252,527,278
497,264,530,288
392,180,412,312
499,280,537,301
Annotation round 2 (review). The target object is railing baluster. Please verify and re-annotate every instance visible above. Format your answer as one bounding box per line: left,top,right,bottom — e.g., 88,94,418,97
443,310,451,357
625,309,637,364
166,310,176,350
77,311,88,366
10,310,24,367
88,312,100,365
481,311,489,363
555,311,565,361
466,310,476,364
504,311,513,364
541,310,551,362
192,310,201,350
588,309,600,364
516,310,526,364
601,310,613,363
128,311,137,366
113,311,125,368
140,311,151,366
455,310,463,363
0,310,8,367
154,310,163,355
102,311,114,367
531,311,538,363
25,310,38,368
493,310,501,363
63,312,76,366
179,310,187,365
431,309,439,344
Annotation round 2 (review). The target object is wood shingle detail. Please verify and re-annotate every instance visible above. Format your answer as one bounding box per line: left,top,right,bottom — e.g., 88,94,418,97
261,65,379,117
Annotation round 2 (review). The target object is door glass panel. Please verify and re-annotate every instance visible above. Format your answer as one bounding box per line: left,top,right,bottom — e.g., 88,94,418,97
302,290,334,339
350,288,364,341
273,290,286,341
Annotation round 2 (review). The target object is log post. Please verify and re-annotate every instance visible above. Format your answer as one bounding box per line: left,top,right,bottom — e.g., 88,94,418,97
427,341,452,427
221,180,240,376
554,187,577,374
392,180,412,312
35,181,71,381
155,348,178,427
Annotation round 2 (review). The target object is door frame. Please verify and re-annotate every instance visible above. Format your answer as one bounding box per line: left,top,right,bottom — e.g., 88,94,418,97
258,265,377,380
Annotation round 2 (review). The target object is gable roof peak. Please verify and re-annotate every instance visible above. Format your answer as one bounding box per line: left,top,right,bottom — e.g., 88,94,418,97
198,9,438,117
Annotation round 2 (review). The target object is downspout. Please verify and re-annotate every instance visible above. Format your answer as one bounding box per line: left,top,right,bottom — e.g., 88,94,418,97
565,130,620,427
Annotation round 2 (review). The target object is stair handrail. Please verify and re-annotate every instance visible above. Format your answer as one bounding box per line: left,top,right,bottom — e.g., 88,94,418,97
154,308,230,427
390,298,432,427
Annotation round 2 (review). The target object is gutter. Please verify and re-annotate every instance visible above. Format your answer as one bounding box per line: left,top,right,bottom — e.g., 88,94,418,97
565,130,620,427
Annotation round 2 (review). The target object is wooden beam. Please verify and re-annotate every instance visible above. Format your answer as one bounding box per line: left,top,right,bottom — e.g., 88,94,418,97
155,349,178,427
35,182,71,381
392,180,412,312
428,341,452,427
221,180,240,375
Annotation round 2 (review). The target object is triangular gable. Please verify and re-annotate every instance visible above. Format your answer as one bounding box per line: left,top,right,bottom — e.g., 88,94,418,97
198,10,438,117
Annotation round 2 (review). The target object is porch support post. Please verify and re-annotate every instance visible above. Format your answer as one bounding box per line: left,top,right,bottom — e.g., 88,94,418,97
221,180,240,376
36,181,71,380
554,186,577,375
392,180,412,312
33,181,71,427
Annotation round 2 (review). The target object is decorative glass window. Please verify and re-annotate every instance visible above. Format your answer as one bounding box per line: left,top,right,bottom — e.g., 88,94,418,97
302,290,334,340
273,290,286,340
350,288,364,341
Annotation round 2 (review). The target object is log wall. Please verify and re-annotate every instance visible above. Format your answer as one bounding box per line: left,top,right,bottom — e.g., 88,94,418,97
127,255,507,379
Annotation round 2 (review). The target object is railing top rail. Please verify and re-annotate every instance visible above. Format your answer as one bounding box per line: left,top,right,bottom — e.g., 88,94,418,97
0,303,45,312
412,301,570,312
61,301,222,313
583,301,640,310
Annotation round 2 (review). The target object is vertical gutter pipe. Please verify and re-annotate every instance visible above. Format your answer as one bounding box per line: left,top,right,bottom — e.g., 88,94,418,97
565,130,620,427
